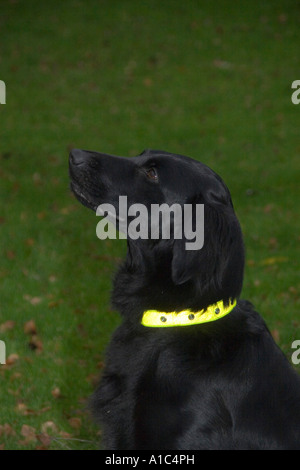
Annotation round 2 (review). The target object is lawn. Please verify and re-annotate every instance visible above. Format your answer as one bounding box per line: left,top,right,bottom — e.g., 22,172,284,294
0,0,299,449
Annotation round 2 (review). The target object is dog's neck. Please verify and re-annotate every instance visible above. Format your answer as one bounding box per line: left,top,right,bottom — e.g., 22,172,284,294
112,241,236,322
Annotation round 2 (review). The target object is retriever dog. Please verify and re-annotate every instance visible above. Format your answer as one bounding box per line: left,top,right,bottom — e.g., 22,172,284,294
69,148,300,450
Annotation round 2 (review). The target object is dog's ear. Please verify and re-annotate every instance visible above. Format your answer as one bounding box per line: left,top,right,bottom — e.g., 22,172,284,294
171,200,205,285
171,238,202,285
171,215,215,286
171,194,244,301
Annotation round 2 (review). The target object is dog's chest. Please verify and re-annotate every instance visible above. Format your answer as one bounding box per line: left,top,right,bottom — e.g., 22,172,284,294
99,328,198,449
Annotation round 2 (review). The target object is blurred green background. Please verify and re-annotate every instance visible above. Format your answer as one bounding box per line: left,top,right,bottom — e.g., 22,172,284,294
0,0,299,449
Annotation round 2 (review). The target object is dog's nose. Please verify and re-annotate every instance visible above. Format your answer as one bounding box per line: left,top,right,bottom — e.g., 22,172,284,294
69,148,86,166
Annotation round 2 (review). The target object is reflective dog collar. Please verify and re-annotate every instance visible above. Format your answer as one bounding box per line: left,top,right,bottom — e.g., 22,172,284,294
141,299,237,328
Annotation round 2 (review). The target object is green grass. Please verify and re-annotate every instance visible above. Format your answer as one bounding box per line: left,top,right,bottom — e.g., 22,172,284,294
0,0,299,449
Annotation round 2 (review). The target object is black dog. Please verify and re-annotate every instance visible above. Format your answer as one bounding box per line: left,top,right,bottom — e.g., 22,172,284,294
69,149,300,450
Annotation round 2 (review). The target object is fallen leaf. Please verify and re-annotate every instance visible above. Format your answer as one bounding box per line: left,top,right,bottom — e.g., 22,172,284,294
0,320,15,332
37,433,52,447
6,250,15,259
288,286,297,294
261,256,288,266
268,237,278,249
6,354,19,365
33,172,41,185
24,320,37,335
19,424,37,445
28,335,43,353
30,297,42,305
48,300,62,308
8,387,20,397
51,387,61,399
41,421,58,435
247,259,255,267
263,204,274,214
16,402,50,416
68,417,81,430
15,403,30,415
37,406,51,415
278,13,287,23
143,78,153,87
0,423,16,437
59,431,72,439
60,206,75,214
23,295,42,305
9,372,22,381
272,329,280,342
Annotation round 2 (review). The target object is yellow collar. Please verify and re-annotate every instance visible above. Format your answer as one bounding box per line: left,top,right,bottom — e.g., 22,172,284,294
141,299,237,328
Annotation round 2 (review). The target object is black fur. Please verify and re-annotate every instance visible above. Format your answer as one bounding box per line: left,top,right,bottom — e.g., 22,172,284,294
69,148,300,449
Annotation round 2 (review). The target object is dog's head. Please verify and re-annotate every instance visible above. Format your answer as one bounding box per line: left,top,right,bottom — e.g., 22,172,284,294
69,149,244,308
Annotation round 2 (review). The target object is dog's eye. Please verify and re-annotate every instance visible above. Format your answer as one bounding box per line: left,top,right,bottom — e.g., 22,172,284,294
145,168,158,181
